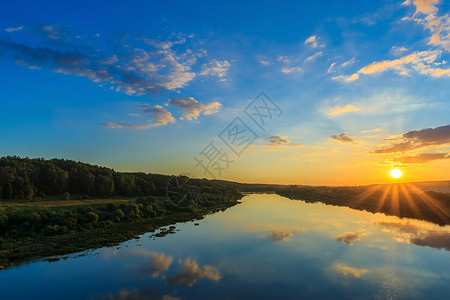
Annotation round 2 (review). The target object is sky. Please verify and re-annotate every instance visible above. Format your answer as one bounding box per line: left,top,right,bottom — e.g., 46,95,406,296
0,0,449,185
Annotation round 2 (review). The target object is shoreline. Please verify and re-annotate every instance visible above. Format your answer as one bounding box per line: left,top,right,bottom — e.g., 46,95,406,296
0,201,240,269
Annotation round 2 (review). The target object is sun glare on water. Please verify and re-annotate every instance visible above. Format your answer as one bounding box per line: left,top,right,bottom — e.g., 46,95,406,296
390,169,402,179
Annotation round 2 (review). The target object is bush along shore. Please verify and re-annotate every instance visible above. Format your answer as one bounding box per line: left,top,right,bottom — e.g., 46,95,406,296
0,194,243,268
0,156,244,268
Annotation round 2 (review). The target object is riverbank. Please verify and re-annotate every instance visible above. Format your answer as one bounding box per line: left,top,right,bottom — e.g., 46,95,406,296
0,201,240,269
277,184,450,226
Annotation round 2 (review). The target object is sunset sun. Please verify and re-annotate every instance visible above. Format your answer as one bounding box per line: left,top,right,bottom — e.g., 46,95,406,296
390,169,402,179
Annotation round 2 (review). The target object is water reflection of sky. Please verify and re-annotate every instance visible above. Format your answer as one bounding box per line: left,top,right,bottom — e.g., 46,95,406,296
1,194,449,299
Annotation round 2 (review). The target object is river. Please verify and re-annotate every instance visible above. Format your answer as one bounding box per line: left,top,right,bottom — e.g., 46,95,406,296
1,194,450,299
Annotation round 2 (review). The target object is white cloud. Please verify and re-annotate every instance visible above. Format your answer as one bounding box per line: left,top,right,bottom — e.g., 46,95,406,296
402,0,440,15
338,50,450,81
305,51,323,62
277,55,290,64
166,97,222,120
403,0,450,51
200,59,230,78
332,73,359,82
0,28,216,95
390,46,409,55
255,55,270,66
41,25,63,39
327,62,336,73
332,263,369,278
328,104,361,116
165,258,220,286
341,58,356,67
5,26,24,32
104,105,175,129
281,66,302,73
304,35,325,48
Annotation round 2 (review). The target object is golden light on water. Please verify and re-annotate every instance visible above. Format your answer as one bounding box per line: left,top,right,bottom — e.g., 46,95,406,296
390,169,402,179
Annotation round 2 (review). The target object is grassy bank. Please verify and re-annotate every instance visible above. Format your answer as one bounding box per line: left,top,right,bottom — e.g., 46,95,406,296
0,193,242,268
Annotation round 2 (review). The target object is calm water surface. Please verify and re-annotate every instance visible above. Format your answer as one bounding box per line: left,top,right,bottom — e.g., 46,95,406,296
1,194,450,299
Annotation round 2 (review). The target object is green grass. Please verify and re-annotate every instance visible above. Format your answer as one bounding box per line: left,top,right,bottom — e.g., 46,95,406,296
0,194,242,269
0,196,167,211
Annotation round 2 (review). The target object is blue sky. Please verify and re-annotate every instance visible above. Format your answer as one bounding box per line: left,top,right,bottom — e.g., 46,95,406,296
1,0,449,184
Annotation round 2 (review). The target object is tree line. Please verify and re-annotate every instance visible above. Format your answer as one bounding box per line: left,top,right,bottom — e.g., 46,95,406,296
0,156,173,199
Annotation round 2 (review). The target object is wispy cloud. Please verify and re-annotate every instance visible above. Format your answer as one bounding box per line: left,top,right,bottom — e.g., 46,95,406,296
328,104,360,116
41,24,63,39
200,59,230,78
281,66,302,73
304,35,325,48
334,2,450,82
5,26,24,32
402,0,450,51
341,58,356,67
277,55,290,64
255,55,270,66
104,105,175,129
304,51,323,62
327,62,336,73
390,46,409,55
361,128,381,133
341,50,449,81
332,73,360,82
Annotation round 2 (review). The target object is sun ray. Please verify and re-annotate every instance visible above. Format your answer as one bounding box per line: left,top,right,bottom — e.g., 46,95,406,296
350,184,381,207
391,184,400,217
399,183,424,219
376,184,392,213
405,183,450,223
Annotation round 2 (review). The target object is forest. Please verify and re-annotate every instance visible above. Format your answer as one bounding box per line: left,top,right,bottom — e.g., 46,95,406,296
0,156,173,199
0,156,242,245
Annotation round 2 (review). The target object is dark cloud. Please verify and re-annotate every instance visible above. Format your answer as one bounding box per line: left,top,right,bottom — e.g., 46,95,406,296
267,136,290,145
330,132,359,143
334,230,367,245
410,231,450,251
374,124,450,154
395,153,449,164
266,136,304,148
